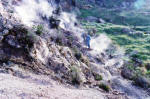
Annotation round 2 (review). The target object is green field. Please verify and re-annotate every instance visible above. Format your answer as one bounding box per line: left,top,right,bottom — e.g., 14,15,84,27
82,22,150,63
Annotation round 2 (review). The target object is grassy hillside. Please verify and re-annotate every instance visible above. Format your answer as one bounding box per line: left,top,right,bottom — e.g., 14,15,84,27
80,7,150,26
79,0,150,82
82,22,150,77
78,0,150,26
82,22,150,62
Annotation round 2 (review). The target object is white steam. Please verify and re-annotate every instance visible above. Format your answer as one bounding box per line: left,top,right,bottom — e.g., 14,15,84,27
90,34,111,54
89,34,125,68
134,0,146,9
13,0,82,34
13,0,125,67
14,0,55,26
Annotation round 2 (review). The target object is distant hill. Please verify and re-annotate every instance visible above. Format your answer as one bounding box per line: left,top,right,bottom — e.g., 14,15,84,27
77,0,150,26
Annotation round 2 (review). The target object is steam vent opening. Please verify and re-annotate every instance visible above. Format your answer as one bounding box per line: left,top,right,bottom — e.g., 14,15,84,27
0,0,150,99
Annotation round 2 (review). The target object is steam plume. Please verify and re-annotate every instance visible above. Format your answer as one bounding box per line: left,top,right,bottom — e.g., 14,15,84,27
90,34,111,53
13,0,79,32
134,0,146,9
14,0,55,26
13,0,124,62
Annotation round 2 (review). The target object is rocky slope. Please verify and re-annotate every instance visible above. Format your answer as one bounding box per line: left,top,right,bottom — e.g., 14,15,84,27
0,0,150,99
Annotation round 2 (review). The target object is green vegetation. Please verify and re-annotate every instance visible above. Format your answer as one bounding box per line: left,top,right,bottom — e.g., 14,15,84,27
98,83,110,92
70,66,83,85
74,52,82,60
33,25,44,35
146,70,150,77
56,37,63,45
82,21,150,79
134,76,150,88
82,22,150,63
80,6,150,26
94,74,103,81
78,0,150,86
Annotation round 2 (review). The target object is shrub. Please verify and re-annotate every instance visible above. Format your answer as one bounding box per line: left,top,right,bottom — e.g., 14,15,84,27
94,74,103,81
134,76,150,88
74,52,82,60
99,83,110,92
72,47,82,60
145,63,150,70
56,37,63,45
33,25,44,35
146,70,150,76
70,66,83,85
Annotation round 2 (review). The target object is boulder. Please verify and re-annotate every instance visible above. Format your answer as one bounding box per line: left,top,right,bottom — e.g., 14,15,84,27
121,67,134,80
82,5,93,9
0,18,4,32
49,16,60,29
131,57,143,67
145,63,150,70
2,29,9,36
5,35,21,48
135,76,150,88
97,18,105,23
122,28,133,34
0,36,4,42
86,16,98,22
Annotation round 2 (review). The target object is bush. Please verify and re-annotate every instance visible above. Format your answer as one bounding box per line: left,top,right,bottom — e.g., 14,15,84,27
99,83,110,92
146,71,150,76
145,63,150,70
74,52,82,60
33,25,43,35
56,37,63,45
70,66,84,85
94,74,103,81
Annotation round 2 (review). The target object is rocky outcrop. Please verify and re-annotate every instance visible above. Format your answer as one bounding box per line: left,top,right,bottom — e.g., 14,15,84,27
134,76,150,88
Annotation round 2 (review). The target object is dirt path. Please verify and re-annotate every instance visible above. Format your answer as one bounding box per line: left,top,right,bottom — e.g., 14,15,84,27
0,72,105,99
